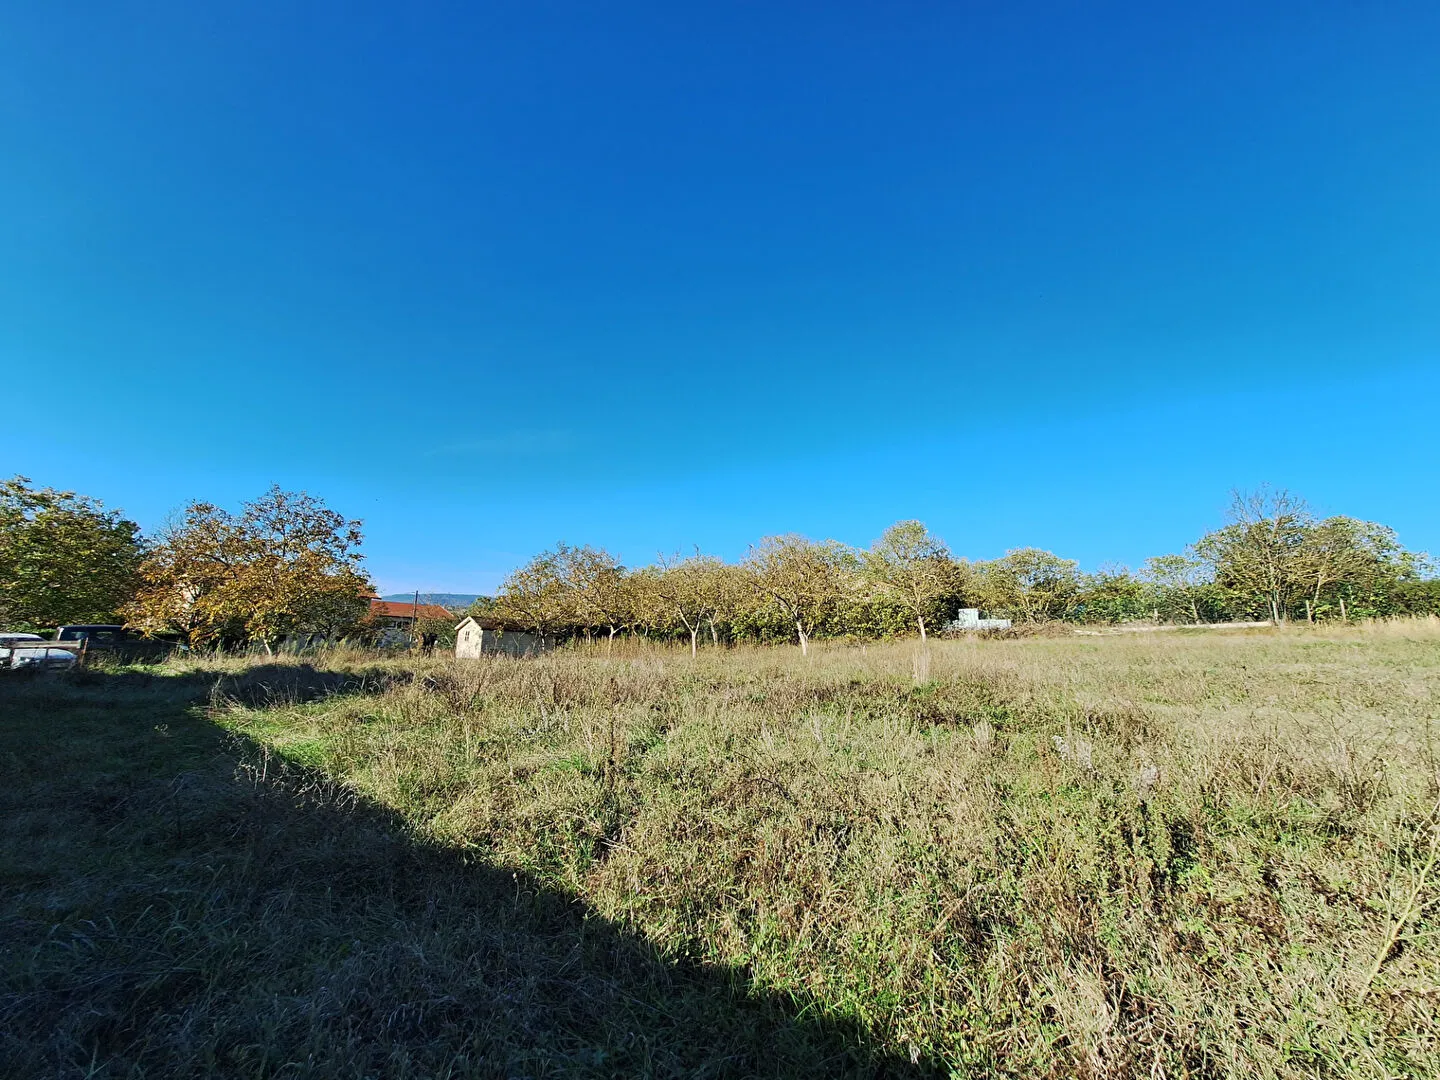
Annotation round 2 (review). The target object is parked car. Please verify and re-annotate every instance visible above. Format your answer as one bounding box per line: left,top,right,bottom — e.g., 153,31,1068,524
54,625,187,663
55,624,131,647
0,633,79,671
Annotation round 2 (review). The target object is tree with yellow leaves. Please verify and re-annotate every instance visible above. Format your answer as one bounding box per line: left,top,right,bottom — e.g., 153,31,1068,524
125,487,371,652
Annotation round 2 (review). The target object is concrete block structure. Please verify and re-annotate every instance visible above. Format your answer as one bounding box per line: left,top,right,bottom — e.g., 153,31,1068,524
948,607,1013,631
455,616,544,658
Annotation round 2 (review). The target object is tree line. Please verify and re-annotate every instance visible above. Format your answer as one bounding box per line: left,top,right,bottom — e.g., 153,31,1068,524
2,476,1435,651
0,478,371,650
482,488,1438,653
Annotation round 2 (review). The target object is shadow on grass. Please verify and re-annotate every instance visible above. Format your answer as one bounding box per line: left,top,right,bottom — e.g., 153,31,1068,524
0,666,930,1078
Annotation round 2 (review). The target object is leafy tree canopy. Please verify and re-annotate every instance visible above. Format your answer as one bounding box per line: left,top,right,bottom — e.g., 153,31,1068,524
0,476,144,630
862,520,960,641
124,486,371,650
745,535,856,654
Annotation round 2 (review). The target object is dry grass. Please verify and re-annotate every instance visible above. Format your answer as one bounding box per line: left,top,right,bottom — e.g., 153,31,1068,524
4,622,1438,1076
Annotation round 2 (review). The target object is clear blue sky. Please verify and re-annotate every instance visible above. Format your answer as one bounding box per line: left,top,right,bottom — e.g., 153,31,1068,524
3,2,1437,595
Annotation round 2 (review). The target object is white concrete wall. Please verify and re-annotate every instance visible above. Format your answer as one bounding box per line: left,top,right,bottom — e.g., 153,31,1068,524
456,623,484,659
455,625,543,659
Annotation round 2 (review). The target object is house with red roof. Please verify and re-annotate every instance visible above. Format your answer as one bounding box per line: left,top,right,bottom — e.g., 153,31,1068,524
365,598,454,632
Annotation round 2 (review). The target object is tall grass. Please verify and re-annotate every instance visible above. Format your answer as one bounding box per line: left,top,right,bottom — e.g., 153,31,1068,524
214,625,1439,1076
5,622,1438,1076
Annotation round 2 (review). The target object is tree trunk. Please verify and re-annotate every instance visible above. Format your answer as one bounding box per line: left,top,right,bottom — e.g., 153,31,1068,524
709,615,719,646
607,626,617,652
1304,599,1313,623
917,615,927,642
1270,595,1281,625
262,639,273,657
689,627,698,659
1339,596,1347,621
797,623,809,656
1190,596,1200,624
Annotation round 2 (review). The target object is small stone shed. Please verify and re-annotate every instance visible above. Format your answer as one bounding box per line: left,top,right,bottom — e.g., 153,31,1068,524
454,616,543,659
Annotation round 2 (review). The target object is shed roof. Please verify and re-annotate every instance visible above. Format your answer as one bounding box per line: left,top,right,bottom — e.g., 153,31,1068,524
456,614,507,631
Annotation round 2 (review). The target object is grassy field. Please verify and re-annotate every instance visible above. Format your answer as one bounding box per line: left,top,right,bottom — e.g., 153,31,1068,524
3,623,1438,1077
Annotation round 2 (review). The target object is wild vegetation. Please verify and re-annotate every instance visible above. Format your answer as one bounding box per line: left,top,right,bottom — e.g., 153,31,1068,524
4,624,1437,1077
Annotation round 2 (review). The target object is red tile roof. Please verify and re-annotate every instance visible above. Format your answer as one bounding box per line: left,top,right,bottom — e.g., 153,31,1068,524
368,599,454,621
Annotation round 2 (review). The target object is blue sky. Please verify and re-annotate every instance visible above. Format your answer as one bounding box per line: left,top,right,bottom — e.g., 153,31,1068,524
3,1,1437,595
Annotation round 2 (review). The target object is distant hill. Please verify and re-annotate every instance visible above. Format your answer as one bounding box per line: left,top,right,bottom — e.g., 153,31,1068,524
380,593,483,609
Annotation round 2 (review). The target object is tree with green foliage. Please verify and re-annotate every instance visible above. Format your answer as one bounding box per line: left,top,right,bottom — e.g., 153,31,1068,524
1194,488,1313,624
654,552,731,657
862,520,959,641
1386,575,1440,617
1073,565,1148,624
973,548,1081,623
471,487,1438,642
621,566,667,639
0,476,144,630
1294,516,1410,622
412,604,463,651
556,544,631,646
1143,553,1212,624
494,549,570,640
745,535,854,655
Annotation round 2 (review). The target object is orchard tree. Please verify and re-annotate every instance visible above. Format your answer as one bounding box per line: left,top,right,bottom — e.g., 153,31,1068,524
234,488,371,650
745,535,853,655
123,508,233,645
655,551,729,657
1195,487,1312,624
705,559,747,645
1294,516,1406,622
623,566,668,638
1142,553,1211,624
974,548,1081,623
862,520,956,641
556,544,630,646
412,597,463,650
0,476,144,629
495,549,569,639
125,487,371,651
1073,565,1147,624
